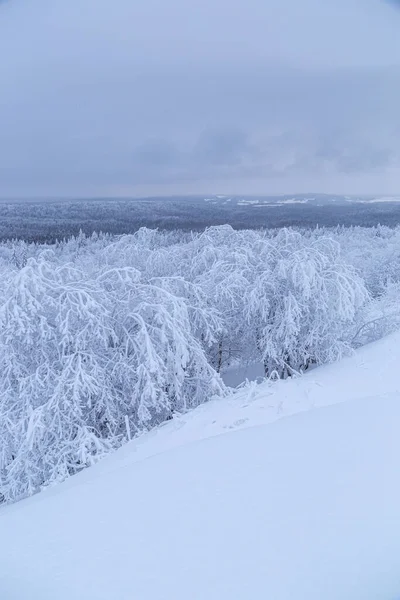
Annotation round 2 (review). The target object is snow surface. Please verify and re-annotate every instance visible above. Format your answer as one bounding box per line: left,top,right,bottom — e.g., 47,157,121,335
1,332,400,599
277,198,309,204
348,196,400,204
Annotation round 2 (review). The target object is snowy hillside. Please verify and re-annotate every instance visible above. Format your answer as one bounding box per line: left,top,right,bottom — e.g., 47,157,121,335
1,332,400,600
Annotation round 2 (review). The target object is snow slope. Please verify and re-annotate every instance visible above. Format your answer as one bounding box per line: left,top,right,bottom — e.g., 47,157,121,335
1,332,400,599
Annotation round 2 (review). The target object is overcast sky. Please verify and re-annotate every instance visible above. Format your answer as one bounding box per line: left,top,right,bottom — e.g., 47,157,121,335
1,0,400,197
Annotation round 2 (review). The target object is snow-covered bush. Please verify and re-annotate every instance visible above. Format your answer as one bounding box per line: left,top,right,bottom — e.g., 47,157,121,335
351,281,400,347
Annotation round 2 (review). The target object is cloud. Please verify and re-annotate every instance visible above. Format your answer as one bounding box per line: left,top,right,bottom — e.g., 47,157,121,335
192,129,254,167
1,0,400,196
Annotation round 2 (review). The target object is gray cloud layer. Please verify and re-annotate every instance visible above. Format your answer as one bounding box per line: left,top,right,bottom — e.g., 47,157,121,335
1,0,400,196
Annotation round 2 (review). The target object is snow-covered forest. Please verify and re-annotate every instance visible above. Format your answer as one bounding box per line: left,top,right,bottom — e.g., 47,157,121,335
2,224,400,504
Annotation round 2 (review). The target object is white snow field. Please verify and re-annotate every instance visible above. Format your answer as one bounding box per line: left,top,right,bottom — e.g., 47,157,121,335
1,332,400,600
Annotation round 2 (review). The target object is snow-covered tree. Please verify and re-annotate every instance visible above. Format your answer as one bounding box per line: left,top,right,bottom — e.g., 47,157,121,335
0,254,224,503
245,231,369,377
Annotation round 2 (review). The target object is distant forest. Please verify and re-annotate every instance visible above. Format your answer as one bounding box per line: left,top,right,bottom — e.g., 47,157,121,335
2,195,400,242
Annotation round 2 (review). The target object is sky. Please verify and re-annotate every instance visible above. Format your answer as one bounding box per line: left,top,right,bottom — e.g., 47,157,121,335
1,0,400,197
